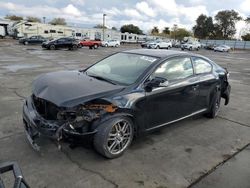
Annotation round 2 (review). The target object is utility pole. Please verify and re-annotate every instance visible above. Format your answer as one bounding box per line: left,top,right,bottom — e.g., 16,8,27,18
173,24,178,40
43,17,46,24
103,14,106,41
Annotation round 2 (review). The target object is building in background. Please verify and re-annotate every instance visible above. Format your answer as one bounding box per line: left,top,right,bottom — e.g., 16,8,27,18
2,18,163,43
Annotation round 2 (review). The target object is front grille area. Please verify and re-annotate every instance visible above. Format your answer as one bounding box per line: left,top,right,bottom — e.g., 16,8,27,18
32,94,60,120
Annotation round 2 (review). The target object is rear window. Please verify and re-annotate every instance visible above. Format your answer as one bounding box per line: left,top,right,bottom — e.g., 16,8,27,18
192,57,212,74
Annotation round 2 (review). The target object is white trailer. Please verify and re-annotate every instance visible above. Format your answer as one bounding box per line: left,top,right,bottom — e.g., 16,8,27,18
0,26,6,38
8,21,73,39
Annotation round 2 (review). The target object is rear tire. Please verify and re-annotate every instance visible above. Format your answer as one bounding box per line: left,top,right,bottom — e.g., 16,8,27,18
105,44,108,47
115,44,118,47
205,90,221,118
94,44,98,49
94,116,134,159
72,44,78,50
24,41,28,45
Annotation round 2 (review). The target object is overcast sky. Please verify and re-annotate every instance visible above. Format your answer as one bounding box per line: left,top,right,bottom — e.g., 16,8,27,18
0,0,249,34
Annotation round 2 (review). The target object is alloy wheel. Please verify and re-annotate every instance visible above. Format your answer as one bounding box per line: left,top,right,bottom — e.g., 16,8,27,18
107,120,133,155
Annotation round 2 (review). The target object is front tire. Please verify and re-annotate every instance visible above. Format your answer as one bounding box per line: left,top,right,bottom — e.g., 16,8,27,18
94,116,134,159
24,41,28,45
206,90,221,118
49,45,55,50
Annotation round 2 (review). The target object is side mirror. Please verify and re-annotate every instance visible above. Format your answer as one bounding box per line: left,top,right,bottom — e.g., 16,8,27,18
145,77,168,92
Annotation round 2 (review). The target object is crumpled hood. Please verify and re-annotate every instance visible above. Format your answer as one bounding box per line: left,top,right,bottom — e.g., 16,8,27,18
32,71,124,107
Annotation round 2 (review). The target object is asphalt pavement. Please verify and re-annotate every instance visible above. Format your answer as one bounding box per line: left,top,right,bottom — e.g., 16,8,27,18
0,40,250,188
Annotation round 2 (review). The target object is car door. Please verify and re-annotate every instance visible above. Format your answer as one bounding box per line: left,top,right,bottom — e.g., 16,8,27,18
109,40,114,46
29,36,37,44
192,57,219,110
57,38,65,48
37,36,44,44
144,56,200,130
162,42,167,48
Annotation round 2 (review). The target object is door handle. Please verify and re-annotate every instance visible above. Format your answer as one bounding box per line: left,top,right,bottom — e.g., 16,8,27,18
192,85,199,91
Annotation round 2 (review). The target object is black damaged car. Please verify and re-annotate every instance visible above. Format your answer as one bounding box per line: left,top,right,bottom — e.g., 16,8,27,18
42,37,78,50
23,49,231,158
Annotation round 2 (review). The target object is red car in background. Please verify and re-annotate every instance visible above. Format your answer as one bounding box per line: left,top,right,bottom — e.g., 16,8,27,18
79,39,102,49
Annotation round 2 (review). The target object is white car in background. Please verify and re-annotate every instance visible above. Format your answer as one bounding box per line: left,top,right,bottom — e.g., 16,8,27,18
181,41,201,51
148,40,172,49
214,45,231,52
102,40,120,47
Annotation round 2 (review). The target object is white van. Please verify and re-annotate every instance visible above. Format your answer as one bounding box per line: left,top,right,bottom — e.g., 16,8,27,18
0,26,6,38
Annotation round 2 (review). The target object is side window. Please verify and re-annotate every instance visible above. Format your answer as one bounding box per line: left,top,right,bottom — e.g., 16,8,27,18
153,57,193,82
192,57,212,74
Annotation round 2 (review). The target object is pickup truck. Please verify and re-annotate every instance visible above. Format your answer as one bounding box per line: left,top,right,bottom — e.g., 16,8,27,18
79,39,102,49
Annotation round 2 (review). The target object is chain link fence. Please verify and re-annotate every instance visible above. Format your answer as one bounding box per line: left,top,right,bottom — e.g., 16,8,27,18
200,39,250,50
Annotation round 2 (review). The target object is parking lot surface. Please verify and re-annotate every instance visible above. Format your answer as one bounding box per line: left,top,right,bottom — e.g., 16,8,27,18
0,40,250,188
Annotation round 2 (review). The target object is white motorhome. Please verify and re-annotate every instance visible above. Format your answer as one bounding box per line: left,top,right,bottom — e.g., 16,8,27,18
9,21,73,39
0,26,6,38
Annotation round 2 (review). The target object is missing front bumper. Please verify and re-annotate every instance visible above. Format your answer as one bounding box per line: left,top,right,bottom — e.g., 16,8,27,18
22,97,97,151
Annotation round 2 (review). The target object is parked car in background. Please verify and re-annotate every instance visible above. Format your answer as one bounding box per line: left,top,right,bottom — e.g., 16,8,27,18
0,26,6,39
23,49,230,158
172,41,181,48
181,41,201,51
102,40,120,47
19,35,47,45
141,40,153,48
42,37,79,50
214,45,231,52
79,39,102,49
204,43,216,50
148,40,172,49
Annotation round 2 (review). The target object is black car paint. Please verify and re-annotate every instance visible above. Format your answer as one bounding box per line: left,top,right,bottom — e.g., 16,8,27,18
42,38,78,50
32,71,125,107
22,49,231,149
19,35,46,45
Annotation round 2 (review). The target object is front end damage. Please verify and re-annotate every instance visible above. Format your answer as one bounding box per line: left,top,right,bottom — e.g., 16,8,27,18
23,94,118,151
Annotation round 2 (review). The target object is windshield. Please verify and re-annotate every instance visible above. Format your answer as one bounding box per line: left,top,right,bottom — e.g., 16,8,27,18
86,53,158,85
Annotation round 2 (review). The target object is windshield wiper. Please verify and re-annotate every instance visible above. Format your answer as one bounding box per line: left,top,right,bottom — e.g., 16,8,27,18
87,74,117,85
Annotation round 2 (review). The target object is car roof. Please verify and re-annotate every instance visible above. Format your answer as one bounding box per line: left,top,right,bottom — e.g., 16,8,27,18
123,49,189,58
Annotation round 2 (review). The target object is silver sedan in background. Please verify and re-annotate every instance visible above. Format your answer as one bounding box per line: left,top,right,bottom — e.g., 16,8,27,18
214,45,231,52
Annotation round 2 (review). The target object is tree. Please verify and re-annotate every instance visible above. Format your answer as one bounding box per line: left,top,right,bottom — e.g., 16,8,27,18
193,14,214,39
5,15,23,21
171,28,192,40
120,24,143,34
214,10,242,39
26,16,41,23
162,27,170,35
94,24,107,29
245,16,250,24
242,33,250,41
111,27,117,30
151,26,159,35
49,18,66,25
